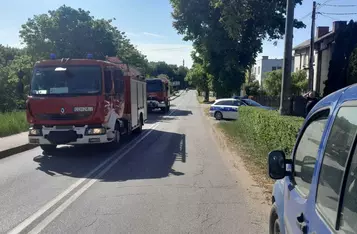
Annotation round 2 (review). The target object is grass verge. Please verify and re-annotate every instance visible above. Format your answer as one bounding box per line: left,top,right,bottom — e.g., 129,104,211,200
217,107,304,195
0,111,28,137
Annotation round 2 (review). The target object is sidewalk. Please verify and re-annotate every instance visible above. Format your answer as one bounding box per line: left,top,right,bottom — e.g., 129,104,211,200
0,132,35,159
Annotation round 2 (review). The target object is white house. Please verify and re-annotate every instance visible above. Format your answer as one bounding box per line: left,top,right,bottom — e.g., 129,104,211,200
252,56,288,86
293,21,347,95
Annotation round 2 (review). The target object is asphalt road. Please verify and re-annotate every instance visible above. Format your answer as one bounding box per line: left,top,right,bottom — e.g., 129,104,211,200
0,90,269,234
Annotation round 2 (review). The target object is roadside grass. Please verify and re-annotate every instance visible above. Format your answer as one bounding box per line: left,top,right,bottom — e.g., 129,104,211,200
0,111,28,137
217,107,304,195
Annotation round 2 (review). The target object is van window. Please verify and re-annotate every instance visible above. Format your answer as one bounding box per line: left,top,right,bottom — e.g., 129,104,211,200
340,145,357,232
316,107,357,227
293,110,329,196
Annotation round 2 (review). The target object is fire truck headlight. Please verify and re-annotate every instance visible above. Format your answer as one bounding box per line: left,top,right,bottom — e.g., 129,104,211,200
29,128,42,136
86,127,106,135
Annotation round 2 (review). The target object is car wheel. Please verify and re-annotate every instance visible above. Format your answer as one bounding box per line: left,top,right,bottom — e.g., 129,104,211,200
214,111,223,120
269,203,281,234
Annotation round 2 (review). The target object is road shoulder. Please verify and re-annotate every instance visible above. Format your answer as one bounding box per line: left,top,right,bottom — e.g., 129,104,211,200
200,103,272,205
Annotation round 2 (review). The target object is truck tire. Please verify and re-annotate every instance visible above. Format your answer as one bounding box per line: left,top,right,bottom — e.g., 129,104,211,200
108,123,121,149
133,115,143,134
40,145,57,153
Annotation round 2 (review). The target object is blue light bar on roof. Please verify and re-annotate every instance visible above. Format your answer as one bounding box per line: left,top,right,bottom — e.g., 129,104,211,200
50,53,56,60
87,53,93,59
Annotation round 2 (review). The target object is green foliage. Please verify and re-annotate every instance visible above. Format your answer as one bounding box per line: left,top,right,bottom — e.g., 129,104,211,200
148,61,189,89
324,20,357,96
185,63,211,100
244,80,260,96
264,69,308,96
170,0,246,97
219,107,304,167
348,47,357,84
0,111,28,137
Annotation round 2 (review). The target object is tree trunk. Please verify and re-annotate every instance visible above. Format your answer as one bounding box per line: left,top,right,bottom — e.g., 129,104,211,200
204,88,209,102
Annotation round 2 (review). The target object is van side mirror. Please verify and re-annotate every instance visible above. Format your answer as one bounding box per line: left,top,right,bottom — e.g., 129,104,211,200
268,150,286,179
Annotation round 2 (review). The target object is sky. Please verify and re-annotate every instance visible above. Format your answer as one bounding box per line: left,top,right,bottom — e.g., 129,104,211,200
0,0,356,68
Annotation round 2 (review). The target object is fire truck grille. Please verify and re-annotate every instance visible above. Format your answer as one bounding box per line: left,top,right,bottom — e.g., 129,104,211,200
36,112,92,121
147,96,159,101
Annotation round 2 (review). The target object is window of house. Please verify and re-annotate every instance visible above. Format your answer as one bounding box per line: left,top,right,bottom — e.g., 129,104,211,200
316,106,357,227
277,66,282,70
272,66,277,71
293,109,329,196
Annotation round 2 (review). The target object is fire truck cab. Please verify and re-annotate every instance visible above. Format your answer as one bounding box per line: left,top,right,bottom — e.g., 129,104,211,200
146,77,170,113
24,54,147,153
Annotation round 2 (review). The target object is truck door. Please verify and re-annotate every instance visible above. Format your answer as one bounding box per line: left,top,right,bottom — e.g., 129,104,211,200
283,109,329,234
113,69,124,117
130,78,138,126
104,69,114,122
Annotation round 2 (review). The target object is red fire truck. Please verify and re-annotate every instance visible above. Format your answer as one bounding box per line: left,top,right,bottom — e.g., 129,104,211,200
146,77,170,113
23,54,147,153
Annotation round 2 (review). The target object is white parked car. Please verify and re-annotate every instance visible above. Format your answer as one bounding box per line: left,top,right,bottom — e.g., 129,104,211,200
209,98,242,120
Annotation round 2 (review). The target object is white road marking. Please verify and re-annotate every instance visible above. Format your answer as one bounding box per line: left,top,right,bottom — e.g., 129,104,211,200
8,97,184,234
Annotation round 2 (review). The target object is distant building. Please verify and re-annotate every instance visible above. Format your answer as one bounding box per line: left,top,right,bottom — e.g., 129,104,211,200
293,21,347,95
252,56,285,86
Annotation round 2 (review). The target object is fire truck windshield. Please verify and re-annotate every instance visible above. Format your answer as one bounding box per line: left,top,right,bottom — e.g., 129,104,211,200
30,66,102,96
147,80,163,92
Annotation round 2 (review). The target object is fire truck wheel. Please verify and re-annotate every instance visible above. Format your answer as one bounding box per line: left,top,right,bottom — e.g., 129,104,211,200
40,145,57,153
133,115,143,134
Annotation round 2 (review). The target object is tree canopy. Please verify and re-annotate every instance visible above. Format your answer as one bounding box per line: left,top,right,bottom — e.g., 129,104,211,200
264,69,308,96
170,0,305,97
0,5,188,112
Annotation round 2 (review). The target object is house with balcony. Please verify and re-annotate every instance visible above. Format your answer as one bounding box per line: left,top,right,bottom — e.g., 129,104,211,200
293,21,347,95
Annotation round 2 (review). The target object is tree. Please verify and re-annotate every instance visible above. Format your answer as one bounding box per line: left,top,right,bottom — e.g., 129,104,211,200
264,69,307,96
185,63,211,100
348,47,357,85
245,80,260,96
324,20,357,96
171,0,246,98
20,5,148,71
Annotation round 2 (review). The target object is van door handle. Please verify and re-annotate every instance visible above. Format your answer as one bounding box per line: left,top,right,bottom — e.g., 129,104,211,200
296,213,308,234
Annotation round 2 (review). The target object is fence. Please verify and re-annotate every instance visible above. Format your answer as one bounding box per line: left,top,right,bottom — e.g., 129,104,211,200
251,95,307,117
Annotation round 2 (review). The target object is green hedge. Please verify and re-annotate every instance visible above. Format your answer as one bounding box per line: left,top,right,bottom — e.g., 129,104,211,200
0,111,28,137
219,107,304,167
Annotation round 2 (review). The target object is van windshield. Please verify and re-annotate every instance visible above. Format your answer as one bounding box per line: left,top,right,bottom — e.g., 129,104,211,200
147,80,163,92
30,66,102,96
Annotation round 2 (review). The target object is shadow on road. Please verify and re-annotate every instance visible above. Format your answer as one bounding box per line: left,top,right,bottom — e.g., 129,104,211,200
145,108,193,124
33,129,186,182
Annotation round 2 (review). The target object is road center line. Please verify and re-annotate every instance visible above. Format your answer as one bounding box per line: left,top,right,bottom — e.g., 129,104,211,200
9,98,183,234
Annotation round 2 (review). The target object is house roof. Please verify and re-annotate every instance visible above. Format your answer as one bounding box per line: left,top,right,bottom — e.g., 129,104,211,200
293,31,335,51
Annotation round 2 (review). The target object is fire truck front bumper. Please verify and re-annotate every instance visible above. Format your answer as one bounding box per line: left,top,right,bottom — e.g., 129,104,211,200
28,125,115,145
147,100,166,108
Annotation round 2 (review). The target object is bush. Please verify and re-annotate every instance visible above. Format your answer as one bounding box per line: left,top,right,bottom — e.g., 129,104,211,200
219,107,304,168
0,111,28,137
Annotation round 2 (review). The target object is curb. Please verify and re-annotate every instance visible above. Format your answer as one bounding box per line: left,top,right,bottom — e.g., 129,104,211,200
0,144,38,160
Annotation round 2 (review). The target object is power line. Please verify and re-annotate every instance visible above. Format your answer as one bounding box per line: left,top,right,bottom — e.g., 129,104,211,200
318,12,340,21
318,4,357,7
299,0,334,21
319,12,357,15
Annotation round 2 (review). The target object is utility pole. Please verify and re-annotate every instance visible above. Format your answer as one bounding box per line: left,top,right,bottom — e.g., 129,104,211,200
279,0,295,115
308,1,316,91
183,59,185,67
